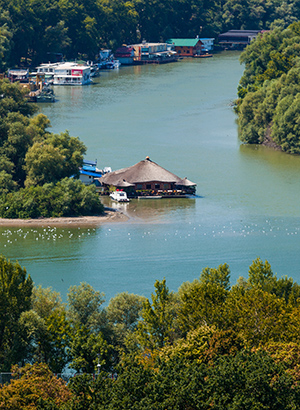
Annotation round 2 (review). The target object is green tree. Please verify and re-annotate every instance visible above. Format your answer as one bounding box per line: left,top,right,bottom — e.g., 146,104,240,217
0,256,33,371
106,292,145,347
178,271,229,333
67,282,106,331
199,262,231,291
137,279,178,349
0,13,12,71
24,131,86,187
206,350,299,409
225,287,288,347
19,286,71,373
69,325,112,373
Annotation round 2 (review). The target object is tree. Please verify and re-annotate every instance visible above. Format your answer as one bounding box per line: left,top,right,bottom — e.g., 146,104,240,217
160,325,215,364
137,279,178,349
178,277,229,333
106,292,145,347
224,287,288,347
24,131,86,187
0,256,33,371
67,282,106,331
0,363,71,409
20,308,72,373
206,350,300,409
0,13,12,71
69,326,112,373
199,263,231,291
248,257,275,290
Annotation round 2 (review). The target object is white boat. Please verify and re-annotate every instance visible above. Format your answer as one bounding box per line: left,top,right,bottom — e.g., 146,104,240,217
110,190,130,202
98,50,120,69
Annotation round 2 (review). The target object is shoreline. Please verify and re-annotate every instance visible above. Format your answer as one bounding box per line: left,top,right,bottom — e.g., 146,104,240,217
0,209,129,227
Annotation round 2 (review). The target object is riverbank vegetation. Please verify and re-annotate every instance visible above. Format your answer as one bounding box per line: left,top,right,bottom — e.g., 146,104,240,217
236,22,300,154
2,255,300,408
2,0,300,68
0,80,104,218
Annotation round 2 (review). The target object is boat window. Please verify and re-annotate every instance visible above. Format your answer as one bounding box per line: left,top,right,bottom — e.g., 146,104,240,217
146,184,151,189
155,184,160,189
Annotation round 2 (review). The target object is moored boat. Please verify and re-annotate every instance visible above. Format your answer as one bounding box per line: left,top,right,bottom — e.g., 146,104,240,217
110,190,130,202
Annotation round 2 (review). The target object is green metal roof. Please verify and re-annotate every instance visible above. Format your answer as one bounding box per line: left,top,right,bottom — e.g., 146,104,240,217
166,38,202,47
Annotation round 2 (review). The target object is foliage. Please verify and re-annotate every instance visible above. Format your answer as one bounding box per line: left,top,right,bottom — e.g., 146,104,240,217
2,258,300,406
2,0,300,67
67,282,106,331
0,178,104,218
0,256,33,371
0,363,71,410
106,292,145,347
24,131,86,187
69,326,112,373
0,79,101,220
17,287,71,373
137,279,179,349
237,25,300,153
178,265,230,333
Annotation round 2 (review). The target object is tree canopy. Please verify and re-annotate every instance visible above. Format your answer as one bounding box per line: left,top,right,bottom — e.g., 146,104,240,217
0,79,104,218
236,23,300,154
1,0,300,67
1,256,300,407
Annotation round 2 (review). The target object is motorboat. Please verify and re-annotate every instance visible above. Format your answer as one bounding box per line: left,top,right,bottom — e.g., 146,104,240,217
110,190,130,202
98,50,120,69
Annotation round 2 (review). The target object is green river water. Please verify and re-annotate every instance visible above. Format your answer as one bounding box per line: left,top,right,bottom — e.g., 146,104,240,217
2,51,300,301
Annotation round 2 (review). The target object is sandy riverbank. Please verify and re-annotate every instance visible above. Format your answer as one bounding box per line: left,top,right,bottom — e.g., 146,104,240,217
0,209,129,228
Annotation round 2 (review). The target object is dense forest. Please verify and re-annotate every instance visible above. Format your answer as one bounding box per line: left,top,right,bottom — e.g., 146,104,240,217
1,0,300,68
0,79,103,218
2,255,300,408
236,22,300,154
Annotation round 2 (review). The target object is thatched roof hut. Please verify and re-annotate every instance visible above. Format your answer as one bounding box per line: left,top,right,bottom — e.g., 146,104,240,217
98,157,196,196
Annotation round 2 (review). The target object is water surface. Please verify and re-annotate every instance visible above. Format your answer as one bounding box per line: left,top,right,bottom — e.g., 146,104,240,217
2,51,300,301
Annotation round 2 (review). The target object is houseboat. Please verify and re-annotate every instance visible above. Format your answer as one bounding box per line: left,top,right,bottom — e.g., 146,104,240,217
114,46,135,65
36,62,60,81
35,62,92,85
166,38,204,57
114,42,177,65
78,160,112,192
218,30,262,49
8,68,29,83
53,62,92,85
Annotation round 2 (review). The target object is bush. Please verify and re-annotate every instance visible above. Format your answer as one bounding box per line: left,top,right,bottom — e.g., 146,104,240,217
0,178,104,218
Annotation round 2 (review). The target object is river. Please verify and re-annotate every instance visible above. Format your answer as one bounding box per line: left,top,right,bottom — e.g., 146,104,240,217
2,51,300,302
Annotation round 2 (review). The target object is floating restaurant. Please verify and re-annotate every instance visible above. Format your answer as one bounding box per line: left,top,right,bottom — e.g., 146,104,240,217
97,157,196,198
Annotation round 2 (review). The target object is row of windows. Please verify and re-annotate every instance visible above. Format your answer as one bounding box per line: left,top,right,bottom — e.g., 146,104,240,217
136,183,170,190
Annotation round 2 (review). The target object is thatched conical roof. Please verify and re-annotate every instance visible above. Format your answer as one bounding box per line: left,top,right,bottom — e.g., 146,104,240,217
175,177,197,187
99,157,196,187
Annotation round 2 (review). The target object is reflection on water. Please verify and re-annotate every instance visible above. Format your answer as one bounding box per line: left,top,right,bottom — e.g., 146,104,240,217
102,196,196,223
